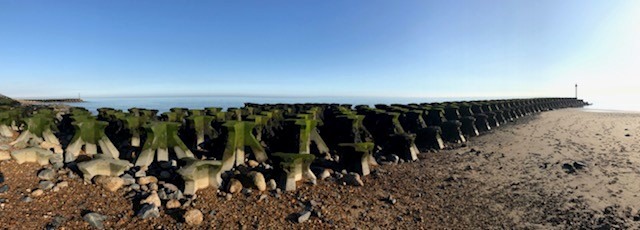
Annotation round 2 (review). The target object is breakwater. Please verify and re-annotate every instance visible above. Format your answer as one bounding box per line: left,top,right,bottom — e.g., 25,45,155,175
0,97,587,223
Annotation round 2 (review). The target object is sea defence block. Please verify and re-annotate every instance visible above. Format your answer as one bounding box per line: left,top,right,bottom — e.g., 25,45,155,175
218,121,267,172
77,154,133,182
65,118,120,162
10,114,63,154
135,122,195,167
10,147,55,165
272,152,316,191
185,115,216,150
338,142,375,176
273,117,329,156
0,110,20,137
177,158,223,195
115,113,144,147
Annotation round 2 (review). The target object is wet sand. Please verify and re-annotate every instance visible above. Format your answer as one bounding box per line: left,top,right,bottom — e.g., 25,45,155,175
1,108,639,229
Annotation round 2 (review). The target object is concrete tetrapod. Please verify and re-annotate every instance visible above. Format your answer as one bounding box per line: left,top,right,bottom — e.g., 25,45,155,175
10,147,55,165
176,158,223,195
185,115,215,150
135,122,195,167
219,121,267,172
272,152,316,191
77,154,133,181
10,114,63,154
65,119,120,163
337,142,375,176
0,110,19,137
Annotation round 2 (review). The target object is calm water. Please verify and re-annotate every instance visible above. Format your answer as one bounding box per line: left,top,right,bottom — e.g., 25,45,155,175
60,96,636,114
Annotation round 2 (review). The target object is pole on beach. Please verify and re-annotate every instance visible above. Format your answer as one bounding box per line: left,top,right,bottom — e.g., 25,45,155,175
575,84,578,99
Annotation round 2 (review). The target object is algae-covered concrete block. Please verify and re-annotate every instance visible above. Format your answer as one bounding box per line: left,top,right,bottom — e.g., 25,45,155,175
11,147,56,165
338,142,375,176
177,158,223,195
272,152,316,191
135,122,195,167
77,154,133,181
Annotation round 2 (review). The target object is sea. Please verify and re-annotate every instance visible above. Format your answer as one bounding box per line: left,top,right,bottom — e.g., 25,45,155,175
57,95,638,114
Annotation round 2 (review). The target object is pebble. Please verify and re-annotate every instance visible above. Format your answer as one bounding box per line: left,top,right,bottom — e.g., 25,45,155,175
46,215,66,229
49,154,64,169
137,176,158,185
38,168,56,181
162,183,179,192
248,171,267,191
259,194,268,202
83,212,107,229
0,172,4,184
343,172,364,186
225,193,233,201
130,184,141,191
21,196,33,203
389,154,400,164
184,209,204,226
166,199,181,209
53,181,69,192
137,204,160,219
39,180,55,190
120,174,136,185
267,179,277,191
31,189,44,197
247,160,259,168
226,178,243,194
0,145,9,151
297,210,312,223
149,183,158,191
141,191,162,207
319,169,331,180
94,176,125,192
67,171,77,179
0,198,7,203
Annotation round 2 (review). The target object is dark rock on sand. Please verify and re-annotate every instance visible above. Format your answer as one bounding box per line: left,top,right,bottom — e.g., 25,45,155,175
83,212,107,229
0,184,8,194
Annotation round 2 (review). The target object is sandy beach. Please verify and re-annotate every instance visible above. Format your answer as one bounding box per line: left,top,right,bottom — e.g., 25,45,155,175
1,108,639,229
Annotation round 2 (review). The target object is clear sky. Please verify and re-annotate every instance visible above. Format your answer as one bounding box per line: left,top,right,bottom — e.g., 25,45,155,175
1,0,639,100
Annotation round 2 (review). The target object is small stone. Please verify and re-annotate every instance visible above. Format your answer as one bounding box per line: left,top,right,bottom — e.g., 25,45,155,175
163,183,179,192
21,196,33,203
38,168,56,181
247,160,259,168
248,171,266,191
226,179,243,194
259,194,268,202
94,176,125,192
31,189,44,197
267,179,277,190
225,193,233,201
53,181,69,191
141,191,162,207
0,172,4,183
319,169,331,180
0,145,9,150
137,203,160,219
389,154,400,164
130,184,141,191
573,161,587,170
0,150,10,161
166,199,181,209
67,171,77,179
242,188,252,195
83,212,107,229
47,215,66,229
49,154,64,169
183,209,204,226
137,176,158,185
625,134,631,137
39,180,55,190
0,198,6,203
0,184,7,194
297,210,311,223
343,172,364,186
149,183,158,191
120,174,135,185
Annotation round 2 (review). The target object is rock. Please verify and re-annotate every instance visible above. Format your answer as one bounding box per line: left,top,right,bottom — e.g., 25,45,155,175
38,168,56,181
94,176,125,192
137,176,158,185
389,154,400,164
166,199,181,209
21,196,33,202
83,212,107,229
183,209,204,226
259,194,268,202
225,193,233,201
247,160,259,168
318,169,331,180
149,183,158,191
49,154,64,169
53,181,69,192
39,180,55,190
0,172,4,183
46,215,66,229
141,191,162,207
67,171,77,179
297,210,312,223
137,203,160,219
242,188,252,195
248,171,266,191
162,183,179,192
343,172,364,186
0,150,10,161
226,179,242,194
120,174,135,185
385,195,397,205
31,189,44,197
267,179,277,190
130,184,141,191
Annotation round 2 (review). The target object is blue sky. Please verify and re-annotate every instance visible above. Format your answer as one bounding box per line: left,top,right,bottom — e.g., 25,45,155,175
1,0,638,99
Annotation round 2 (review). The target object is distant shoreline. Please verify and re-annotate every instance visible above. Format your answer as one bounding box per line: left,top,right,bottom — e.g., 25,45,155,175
17,98,84,105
